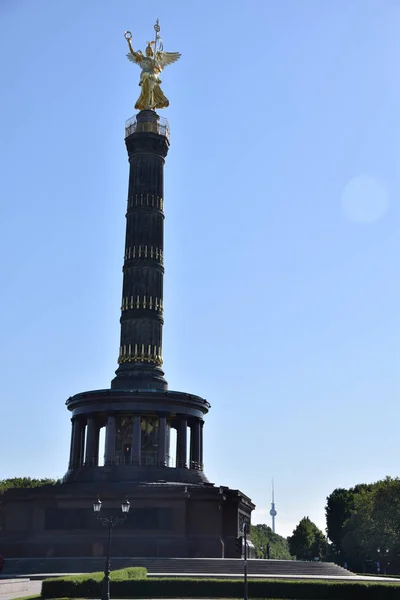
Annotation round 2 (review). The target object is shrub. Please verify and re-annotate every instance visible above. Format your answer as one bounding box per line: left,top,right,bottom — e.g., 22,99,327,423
41,567,146,598
41,573,400,599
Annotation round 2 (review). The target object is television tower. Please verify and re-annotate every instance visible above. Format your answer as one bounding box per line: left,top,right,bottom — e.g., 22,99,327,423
269,479,277,533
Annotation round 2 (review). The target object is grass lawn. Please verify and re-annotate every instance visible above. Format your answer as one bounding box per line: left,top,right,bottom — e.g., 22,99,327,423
11,596,41,600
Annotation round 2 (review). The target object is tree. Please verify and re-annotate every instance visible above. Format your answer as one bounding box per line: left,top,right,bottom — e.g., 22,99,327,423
325,488,354,553
325,477,400,573
325,483,372,556
0,478,59,494
288,517,328,561
250,524,292,560
312,529,329,561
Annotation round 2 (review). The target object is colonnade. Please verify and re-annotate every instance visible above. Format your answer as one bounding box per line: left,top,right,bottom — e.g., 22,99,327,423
68,414,204,471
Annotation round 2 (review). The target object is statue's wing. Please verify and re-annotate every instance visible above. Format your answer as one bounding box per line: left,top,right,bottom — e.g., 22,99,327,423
155,51,181,70
126,50,143,65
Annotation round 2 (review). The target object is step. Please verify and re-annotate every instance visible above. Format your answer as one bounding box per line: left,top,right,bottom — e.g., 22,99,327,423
4,557,352,578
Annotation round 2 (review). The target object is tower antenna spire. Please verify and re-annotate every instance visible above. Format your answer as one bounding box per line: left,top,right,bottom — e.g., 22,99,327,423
269,477,277,533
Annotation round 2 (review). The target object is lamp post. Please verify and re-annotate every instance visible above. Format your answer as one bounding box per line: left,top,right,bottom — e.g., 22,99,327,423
377,547,390,575
242,521,248,600
93,498,130,600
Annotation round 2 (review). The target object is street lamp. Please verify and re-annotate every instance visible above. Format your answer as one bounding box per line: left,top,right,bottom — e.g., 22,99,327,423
377,547,390,575
242,521,248,600
93,498,130,600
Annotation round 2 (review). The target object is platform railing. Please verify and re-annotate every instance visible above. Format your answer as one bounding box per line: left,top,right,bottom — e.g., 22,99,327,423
125,115,170,140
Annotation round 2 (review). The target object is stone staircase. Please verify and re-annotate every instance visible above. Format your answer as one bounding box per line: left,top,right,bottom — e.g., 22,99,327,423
4,557,352,578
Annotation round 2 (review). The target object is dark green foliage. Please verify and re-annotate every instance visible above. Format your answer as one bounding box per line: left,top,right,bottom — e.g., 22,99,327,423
288,516,329,561
326,477,400,573
0,478,60,493
41,573,400,599
325,484,372,555
250,523,292,559
312,529,330,560
326,487,355,552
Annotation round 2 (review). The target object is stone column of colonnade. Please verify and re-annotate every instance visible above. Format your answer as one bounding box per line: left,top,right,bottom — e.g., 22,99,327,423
158,416,167,466
104,415,116,465
68,414,205,470
68,417,87,469
190,419,201,470
84,417,99,467
176,417,188,467
175,416,204,470
130,416,141,465
68,419,77,469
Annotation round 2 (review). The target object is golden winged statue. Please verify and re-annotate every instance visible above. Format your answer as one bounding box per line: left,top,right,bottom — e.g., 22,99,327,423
124,20,181,111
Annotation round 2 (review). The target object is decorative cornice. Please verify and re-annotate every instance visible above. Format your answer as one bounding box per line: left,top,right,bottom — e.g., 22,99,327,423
121,295,163,313
124,245,164,263
118,344,162,366
128,194,164,211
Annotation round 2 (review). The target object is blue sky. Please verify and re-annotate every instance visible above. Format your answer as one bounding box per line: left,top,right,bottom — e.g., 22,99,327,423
0,0,399,538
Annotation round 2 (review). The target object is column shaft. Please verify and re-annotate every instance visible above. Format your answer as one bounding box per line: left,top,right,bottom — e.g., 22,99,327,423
191,419,201,470
69,419,78,469
131,415,142,465
85,417,97,466
104,415,116,465
93,423,100,467
199,420,204,471
176,417,188,468
158,416,167,466
73,419,85,468
189,423,194,469
111,111,169,392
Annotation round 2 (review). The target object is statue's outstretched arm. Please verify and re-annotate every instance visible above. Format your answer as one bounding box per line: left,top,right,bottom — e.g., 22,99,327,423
125,32,143,64
127,38,136,56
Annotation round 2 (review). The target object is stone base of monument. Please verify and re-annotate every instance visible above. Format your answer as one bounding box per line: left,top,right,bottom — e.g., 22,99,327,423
0,480,253,560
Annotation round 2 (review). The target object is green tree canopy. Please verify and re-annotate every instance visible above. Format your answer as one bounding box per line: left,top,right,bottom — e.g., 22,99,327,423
325,477,400,573
0,477,59,494
288,517,329,561
250,524,292,560
325,483,372,553
325,487,354,552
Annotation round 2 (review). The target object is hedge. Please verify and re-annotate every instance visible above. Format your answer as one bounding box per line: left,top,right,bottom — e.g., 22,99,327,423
41,574,400,599
55,566,147,582
41,567,146,598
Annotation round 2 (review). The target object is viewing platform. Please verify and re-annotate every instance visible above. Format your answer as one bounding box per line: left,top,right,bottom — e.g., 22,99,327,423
125,112,170,140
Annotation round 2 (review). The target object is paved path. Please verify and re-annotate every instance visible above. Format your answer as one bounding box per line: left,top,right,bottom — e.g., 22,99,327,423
0,578,41,599
147,571,400,581
17,571,400,582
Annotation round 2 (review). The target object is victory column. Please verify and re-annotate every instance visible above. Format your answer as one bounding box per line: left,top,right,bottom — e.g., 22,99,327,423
0,21,254,561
